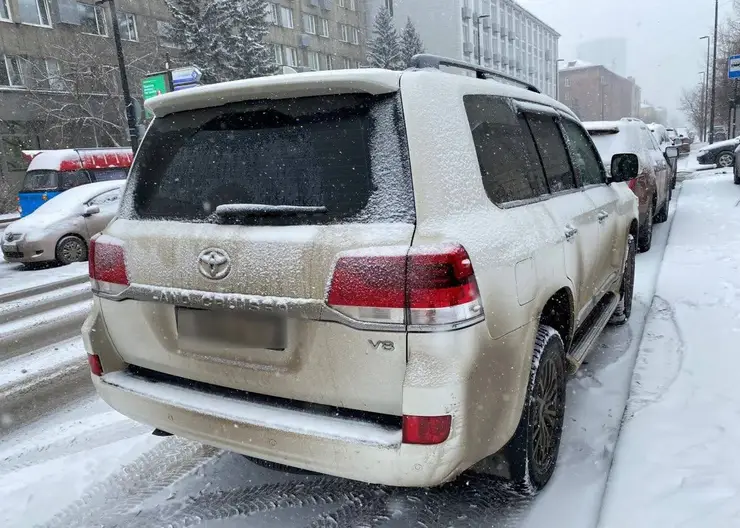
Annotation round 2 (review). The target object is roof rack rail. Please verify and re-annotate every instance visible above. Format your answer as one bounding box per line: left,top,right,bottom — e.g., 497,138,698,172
408,53,541,94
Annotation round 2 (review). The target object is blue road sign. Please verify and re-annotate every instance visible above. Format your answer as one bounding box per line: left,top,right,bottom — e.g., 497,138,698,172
171,66,203,89
729,55,740,79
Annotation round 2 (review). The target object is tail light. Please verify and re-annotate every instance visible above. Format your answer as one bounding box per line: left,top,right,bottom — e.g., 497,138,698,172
402,415,452,444
326,244,483,328
89,235,129,295
87,354,103,376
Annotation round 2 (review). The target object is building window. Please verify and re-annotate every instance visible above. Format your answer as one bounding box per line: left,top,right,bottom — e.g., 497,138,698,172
45,58,66,91
338,0,345,7
351,27,360,45
343,57,352,69
18,0,50,26
78,2,107,36
266,2,279,25
0,0,11,21
348,0,356,10
157,20,180,48
339,23,350,42
303,13,316,34
326,55,334,70
564,77,570,87
384,0,393,16
119,12,137,41
319,18,329,37
273,44,283,65
1,56,24,87
284,46,298,67
280,6,293,28
307,51,320,70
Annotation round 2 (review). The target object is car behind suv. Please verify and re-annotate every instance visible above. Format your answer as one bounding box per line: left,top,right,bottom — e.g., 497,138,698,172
584,120,671,253
83,55,638,494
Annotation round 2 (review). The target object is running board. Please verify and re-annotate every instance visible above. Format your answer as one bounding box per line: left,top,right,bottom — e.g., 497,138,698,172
566,293,619,372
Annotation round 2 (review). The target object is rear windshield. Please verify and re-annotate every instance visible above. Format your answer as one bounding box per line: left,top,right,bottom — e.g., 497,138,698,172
123,93,414,226
22,170,58,192
91,168,128,182
588,128,640,165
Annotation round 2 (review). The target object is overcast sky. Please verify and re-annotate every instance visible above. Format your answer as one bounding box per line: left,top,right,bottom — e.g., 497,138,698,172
518,0,735,125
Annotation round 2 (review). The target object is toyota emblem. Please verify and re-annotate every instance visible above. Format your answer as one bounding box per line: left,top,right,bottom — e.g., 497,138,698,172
197,248,231,280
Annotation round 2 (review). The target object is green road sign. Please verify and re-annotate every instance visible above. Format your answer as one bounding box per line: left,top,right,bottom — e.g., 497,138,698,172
142,72,171,118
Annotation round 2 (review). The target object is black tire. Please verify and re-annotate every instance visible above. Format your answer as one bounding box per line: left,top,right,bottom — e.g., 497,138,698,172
655,195,669,224
610,234,636,326
734,169,740,185
241,455,317,476
716,151,735,168
500,325,566,495
55,235,87,265
638,201,654,253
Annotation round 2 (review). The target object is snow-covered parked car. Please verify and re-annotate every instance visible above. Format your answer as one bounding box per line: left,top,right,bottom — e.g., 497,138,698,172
83,55,639,494
697,137,740,168
1,181,124,265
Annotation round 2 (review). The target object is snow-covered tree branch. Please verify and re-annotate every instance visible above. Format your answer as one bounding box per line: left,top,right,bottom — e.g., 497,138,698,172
367,7,402,70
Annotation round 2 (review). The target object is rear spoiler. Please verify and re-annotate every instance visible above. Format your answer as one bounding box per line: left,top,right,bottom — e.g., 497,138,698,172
21,150,43,162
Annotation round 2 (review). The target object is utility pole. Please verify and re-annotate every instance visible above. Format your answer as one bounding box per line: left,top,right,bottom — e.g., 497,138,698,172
96,0,139,152
476,14,490,66
710,0,719,144
700,36,710,141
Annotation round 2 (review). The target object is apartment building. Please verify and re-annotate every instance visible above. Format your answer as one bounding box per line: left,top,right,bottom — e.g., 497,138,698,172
266,0,366,71
365,0,560,97
558,61,642,122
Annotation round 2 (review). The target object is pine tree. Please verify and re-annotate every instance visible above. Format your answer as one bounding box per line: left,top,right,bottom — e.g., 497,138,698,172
163,0,275,84
400,17,425,68
367,7,402,70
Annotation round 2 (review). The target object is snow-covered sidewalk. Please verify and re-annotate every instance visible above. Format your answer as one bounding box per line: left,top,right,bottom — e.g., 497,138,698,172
599,169,740,527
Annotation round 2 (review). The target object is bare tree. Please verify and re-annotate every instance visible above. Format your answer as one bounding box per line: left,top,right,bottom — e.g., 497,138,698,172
680,85,706,134
22,36,170,148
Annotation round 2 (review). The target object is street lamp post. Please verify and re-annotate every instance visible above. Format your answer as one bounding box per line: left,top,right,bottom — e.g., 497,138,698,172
475,14,490,66
556,58,565,101
700,35,710,142
96,0,139,152
699,71,707,141
709,0,719,144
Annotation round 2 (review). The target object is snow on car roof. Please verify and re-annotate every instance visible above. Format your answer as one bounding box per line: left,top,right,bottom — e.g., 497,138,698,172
33,181,124,214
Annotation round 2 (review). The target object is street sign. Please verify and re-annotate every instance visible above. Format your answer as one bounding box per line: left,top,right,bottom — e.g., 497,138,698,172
171,66,202,91
142,71,172,118
729,55,740,79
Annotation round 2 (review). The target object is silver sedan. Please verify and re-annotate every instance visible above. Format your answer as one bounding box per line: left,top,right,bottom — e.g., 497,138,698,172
1,181,124,265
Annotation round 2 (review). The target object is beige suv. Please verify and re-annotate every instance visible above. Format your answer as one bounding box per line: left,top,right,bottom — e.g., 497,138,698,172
83,55,639,493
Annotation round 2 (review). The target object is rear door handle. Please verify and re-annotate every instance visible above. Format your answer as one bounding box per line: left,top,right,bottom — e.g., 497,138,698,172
564,225,578,241
597,211,609,222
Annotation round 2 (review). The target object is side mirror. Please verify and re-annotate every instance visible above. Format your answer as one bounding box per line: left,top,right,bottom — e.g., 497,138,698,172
665,146,679,160
83,205,100,217
610,153,640,183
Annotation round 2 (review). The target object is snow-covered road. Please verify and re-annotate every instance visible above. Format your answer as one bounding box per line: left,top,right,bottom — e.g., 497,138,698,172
1,167,721,527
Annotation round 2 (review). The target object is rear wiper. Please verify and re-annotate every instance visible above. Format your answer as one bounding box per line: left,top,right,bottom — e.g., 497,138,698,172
214,204,327,217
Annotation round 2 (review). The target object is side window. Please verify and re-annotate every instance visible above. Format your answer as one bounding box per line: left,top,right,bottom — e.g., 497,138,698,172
526,114,577,193
91,168,128,182
640,129,658,152
60,170,92,190
561,120,606,186
89,188,121,207
463,95,549,204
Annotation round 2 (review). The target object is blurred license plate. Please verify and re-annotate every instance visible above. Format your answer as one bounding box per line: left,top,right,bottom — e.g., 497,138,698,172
176,307,286,350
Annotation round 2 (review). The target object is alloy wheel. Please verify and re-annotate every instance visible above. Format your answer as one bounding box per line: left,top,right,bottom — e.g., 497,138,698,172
531,354,564,471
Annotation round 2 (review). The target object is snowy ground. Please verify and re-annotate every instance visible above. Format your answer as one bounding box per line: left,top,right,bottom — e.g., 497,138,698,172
598,167,740,528
2,164,734,527
0,260,87,296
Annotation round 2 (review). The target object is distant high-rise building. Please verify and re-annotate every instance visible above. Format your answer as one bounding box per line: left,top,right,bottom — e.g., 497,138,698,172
365,0,561,98
576,38,627,78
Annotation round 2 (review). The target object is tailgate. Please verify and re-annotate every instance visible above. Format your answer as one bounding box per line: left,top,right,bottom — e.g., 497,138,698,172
99,91,415,416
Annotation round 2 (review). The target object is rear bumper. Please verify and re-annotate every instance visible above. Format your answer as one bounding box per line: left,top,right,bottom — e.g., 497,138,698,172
92,369,466,487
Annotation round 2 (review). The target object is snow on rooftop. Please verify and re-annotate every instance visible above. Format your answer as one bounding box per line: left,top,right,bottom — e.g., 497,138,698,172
560,59,596,71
